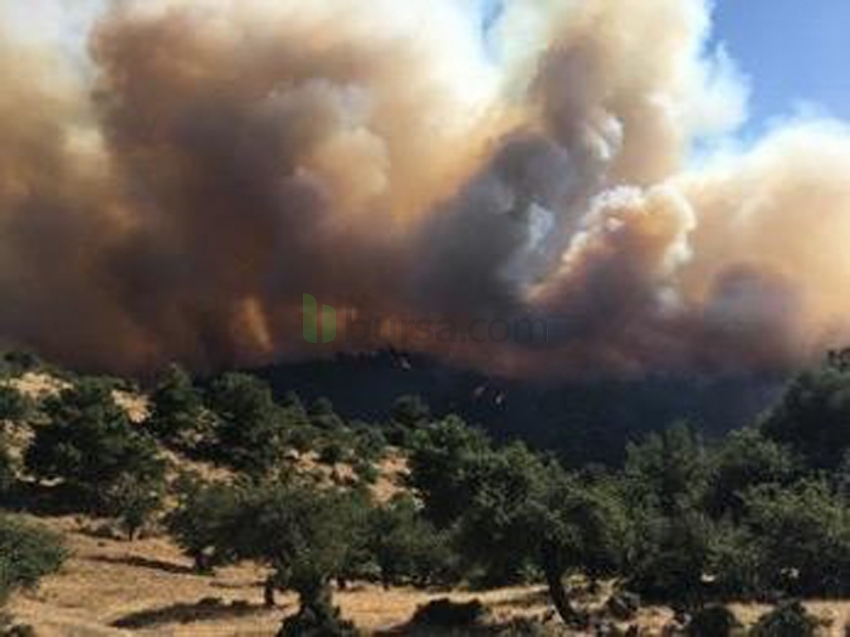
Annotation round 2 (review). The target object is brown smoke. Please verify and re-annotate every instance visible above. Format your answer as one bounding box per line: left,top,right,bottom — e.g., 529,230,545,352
0,0,847,377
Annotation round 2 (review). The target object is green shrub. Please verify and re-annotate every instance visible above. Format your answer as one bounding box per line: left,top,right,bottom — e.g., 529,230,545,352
0,388,28,424
410,598,488,628
0,442,16,497
352,459,379,486
750,601,819,637
0,516,66,606
104,473,164,540
687,605,740,637
318,440,346,466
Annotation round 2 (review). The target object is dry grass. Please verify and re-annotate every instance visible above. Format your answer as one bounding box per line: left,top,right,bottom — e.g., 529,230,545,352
6,515,551,636
7,372,70,401
111,391,149,424
10,513,850,636
6,517,850,636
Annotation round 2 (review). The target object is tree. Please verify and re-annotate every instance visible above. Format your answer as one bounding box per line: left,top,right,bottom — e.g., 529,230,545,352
145,364,206,448
309,398,346,432
0,516,65,606
534,472,629,624
741,479,850,596
205,373,287,474
762,357,850,470
460,452,629,623
409,415,631,624
626,499,718,606
406,416,492,528
388,395,430,444
367,494,454,589
25,379,165,510
455,443,551,586
216,480,366,626
624,423,709,515
618,424,735,607
705,428,796,520
166,474,241,572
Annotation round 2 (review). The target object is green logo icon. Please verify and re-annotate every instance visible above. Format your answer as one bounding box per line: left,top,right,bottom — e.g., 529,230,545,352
303,294,336,343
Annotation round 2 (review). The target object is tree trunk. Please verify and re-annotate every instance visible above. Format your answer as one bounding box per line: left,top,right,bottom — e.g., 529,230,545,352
264,576,276,607
193,551,212,574
541,543,581,626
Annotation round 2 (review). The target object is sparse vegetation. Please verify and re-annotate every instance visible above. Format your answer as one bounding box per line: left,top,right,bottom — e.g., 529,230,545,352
0,351,850,633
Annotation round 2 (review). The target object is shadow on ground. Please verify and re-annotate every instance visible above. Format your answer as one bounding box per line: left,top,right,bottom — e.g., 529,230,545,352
111,598,281,629
89,554,197,576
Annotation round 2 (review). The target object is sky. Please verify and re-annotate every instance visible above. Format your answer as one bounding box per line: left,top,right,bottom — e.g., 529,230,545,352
712,0,850,127
5,0,850,132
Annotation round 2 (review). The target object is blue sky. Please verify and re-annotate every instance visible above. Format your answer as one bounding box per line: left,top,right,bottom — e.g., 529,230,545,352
10,0,850,133
478,0,850,132
712,0,850,127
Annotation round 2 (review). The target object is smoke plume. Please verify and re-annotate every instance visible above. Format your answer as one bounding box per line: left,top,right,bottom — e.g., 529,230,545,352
0,0,848,376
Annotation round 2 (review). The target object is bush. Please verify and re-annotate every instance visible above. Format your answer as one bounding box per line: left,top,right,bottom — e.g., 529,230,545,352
318,440,346,466
686,605,740,637
494,617,569,636
352,459,379,486
0,388,28,424
0,351,41,377
410,598,488,628
0,442,16,497
104,473,164,540
352,426,386,462
750,601,819,637
309,398,345,432
0,516,66,606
